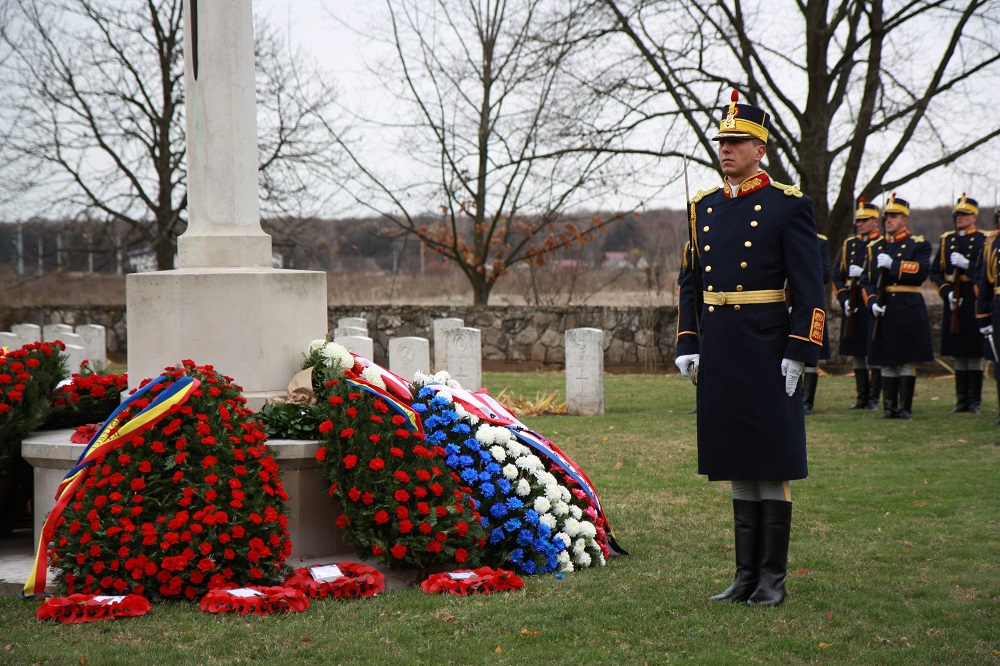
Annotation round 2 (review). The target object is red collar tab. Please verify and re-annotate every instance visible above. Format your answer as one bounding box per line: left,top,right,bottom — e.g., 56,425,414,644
887,229,910,243
957,226,977,236
724,172,771,198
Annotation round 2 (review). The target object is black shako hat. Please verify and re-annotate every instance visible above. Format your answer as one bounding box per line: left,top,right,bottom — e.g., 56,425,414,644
712,90,770,143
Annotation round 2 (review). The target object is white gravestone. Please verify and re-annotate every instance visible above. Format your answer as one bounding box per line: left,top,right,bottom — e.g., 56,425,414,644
63,344,88,375
333,326,367,339
0,332,20,350
445,327,481,391
42,324,74,342
11,323,41,347
337,317,368,334
75,324,107,368
433,318,464,372
565,328,605,416
389,337,430,382
335,335,374,361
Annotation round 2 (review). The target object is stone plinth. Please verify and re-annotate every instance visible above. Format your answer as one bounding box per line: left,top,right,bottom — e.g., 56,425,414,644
126,268,327,409
21,430,350,560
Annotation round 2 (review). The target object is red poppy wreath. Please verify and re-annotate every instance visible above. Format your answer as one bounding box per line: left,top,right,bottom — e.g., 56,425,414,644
283,562,385,599
35,593,152,624
419,567,524,596
199,586,309,615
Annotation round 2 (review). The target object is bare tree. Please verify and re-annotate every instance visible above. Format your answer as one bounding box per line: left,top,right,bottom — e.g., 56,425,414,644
0,0,342,270
331,0,656,305
597,0,1000,252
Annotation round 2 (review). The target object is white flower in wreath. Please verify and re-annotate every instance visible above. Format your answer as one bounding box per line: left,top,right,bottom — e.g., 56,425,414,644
544,484,562,504
502,464,519,480
361,366,386,390
489,445,506,462
563,517,581,538
569,505,583,520
321,342,354,371
475,425,496,446
432,370,462,388
516,479,531,497
454,402,479,425
555,532,571,548
533,496,551,514
552,500,570,517
579,521,597,539
575,551,592,568
572,538,587,555
557,550,573,573
309,339,327,352
507,441,529,458
539,513,557,530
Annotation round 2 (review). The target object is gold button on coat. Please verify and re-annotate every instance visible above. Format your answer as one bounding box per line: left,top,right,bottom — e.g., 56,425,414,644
754,204,761,211
707,207,713,214
705,266,712,272
704,245,710,252
708,306,715,312
734,305,741,311
745,241,752,247
751,221,758,227
736,285,744,291
741,262,748,268
703,226,710,232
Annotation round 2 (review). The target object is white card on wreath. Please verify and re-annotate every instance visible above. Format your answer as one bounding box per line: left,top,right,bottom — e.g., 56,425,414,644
310,564,345,582
92,595,125,604
446,571,477,580
227,588,265,598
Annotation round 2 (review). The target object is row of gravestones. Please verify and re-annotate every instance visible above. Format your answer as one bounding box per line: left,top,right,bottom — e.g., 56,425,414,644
0,323,106,374
334,317,605,416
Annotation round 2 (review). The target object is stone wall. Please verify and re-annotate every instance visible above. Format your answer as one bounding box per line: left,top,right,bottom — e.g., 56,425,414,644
1,302,951,372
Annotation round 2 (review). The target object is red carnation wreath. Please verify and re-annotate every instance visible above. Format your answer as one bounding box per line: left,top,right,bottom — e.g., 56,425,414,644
36,593,152,623
283,562,385,599
419,567,524,596
199,586,309,615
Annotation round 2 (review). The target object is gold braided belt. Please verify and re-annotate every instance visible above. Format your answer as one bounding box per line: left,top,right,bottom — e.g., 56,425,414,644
885,285,922,293
702,289,786,306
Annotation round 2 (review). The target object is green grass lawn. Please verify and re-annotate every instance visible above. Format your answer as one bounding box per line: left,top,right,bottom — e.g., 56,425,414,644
1,372,997,665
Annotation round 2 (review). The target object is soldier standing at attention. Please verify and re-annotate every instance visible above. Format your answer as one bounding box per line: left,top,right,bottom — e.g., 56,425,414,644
861,194,934,419
833,199,883,409
675,91,825,607
802,233,831,416
930,194,986,413
974,205,1000,425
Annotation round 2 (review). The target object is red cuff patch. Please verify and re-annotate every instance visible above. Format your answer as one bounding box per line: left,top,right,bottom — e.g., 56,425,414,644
809,308,825,345
900,260,920,274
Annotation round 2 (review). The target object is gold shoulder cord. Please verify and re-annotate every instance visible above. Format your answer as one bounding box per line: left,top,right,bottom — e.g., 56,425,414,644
771,181,803,198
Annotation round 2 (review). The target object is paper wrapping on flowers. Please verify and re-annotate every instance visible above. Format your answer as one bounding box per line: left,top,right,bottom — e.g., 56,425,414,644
265,367,317,406
283,562,386,599
199,586,309,615
36,593,152,623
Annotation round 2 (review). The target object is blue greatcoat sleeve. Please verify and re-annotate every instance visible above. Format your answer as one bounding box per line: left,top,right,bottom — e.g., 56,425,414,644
782,197,825,364
677,240,701,357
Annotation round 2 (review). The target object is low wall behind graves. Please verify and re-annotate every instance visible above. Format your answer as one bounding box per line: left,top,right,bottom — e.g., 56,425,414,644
0,303,950,373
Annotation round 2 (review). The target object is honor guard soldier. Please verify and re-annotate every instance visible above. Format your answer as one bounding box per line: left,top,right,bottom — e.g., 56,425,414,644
975,205,1000,425
861,194,934,419
802,233,832,415
675,91,825,607
833,199,883,409
930,194,986,413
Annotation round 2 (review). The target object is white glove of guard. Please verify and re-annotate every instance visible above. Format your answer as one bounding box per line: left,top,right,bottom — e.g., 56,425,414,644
675,354,700,378
780,358,805,397
950,251,970,271
872,302,887,317
948,291,962,309
876,253,893,270
848,264,864,278
981,325,995,336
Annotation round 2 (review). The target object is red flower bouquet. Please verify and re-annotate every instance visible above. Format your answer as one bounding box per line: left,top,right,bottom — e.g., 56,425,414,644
45,360,294,602
283,561,385,599
1,341,67,459
46,362,129,430
419,567,524,596
35,593,152,623
199,586,309,615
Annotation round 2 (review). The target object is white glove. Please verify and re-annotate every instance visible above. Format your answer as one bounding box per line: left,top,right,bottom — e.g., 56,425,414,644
843,298,853,316
950,251,970,271
675,354,700,378
876,253,893,269
872,302,887,317
781,358,804,397
981,325,994,336
948,291,962,309
848,264,864,278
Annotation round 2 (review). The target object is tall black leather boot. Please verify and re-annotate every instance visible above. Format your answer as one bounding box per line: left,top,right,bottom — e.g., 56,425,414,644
867,368,882,410
802,372,818,416
881,375,898,419
898,375,916,420
967,370,983,414
746,500,792,607
709,500,761,602
949,370,969,413
849,368,869,409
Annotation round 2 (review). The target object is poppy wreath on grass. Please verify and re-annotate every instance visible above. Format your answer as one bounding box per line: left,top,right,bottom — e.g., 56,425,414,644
35,593,151,624
199,586,309,615
305,341,489,570
419,567,524,596
283,562,385,599
46,360,294,602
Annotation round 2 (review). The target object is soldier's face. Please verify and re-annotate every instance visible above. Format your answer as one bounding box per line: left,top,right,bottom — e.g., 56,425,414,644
884,212,907,235
717,138,765,183
954,212,976,230
856,217,878,235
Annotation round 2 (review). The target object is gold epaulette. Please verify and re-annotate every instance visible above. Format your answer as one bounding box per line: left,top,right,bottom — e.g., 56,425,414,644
912,235,926,242
817,233,828,240
770,181,803,198
940,230,954,239
866,238,882,249
690,186,719,204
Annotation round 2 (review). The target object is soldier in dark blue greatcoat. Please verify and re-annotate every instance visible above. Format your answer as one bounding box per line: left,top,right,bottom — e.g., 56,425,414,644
974,205,1000,425
675,91,825,607
860,194,934,419
833,199,883,409
802,233,831,415
929,194,986,413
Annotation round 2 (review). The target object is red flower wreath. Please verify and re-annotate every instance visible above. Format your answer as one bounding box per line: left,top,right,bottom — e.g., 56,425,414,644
419,567,524,596
35,593,152,624
283,562,386,599
199,586,309,615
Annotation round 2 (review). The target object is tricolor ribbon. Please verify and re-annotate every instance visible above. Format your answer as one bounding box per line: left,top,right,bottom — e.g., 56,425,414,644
344,378,422,433
23,374,201,598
